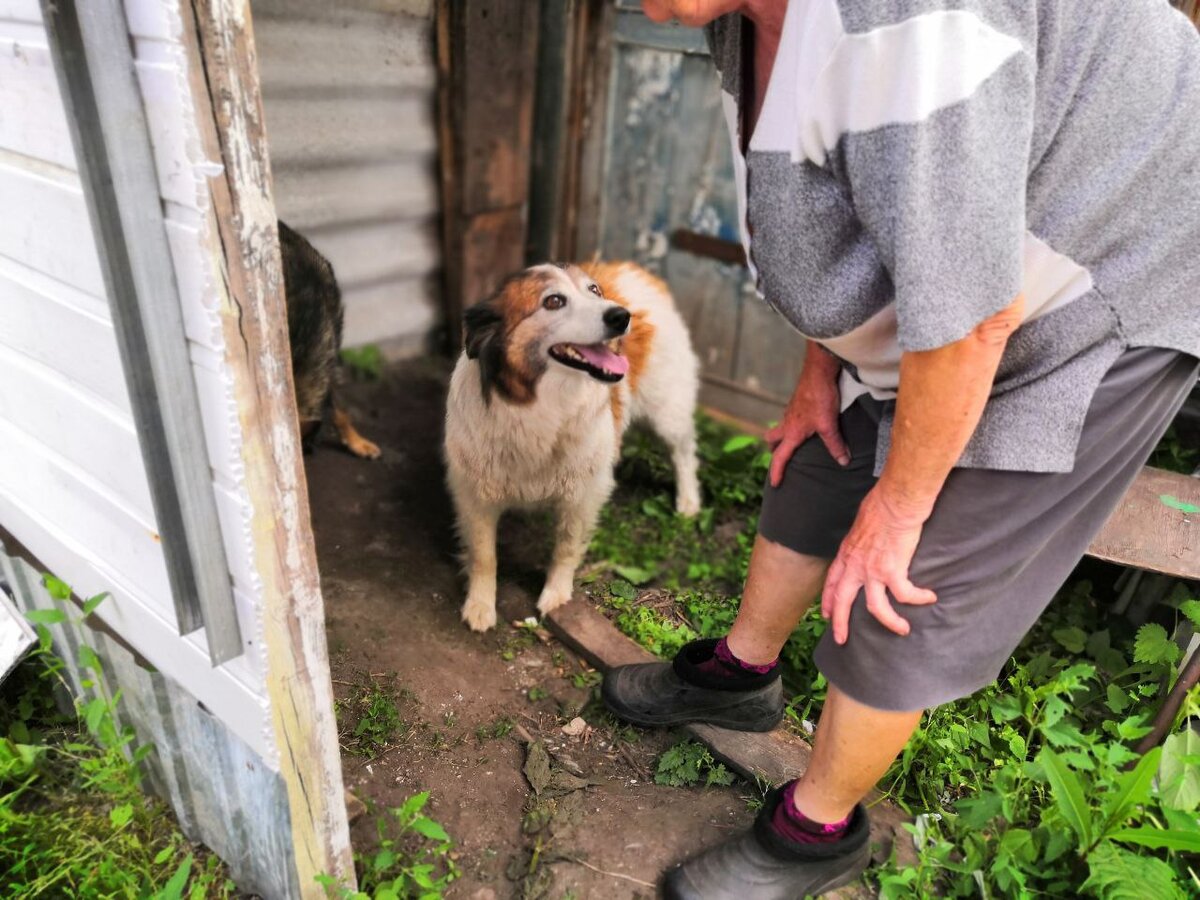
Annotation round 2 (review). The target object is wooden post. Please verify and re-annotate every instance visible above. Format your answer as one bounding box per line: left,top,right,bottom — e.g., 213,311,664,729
436,0,541,352
183,1,355,893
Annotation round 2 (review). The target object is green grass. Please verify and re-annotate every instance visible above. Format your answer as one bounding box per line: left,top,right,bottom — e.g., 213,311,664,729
336,674,410,759
587,414,1200,898
339,345,384,381
0,579,236,899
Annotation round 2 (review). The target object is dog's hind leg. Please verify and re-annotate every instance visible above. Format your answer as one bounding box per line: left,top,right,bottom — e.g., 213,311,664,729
659,417,702,517
454,492,502,632
332,404,381,459
538,478,612,617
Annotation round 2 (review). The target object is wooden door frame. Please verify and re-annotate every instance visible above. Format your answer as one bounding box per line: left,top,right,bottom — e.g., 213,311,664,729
184,1,355,893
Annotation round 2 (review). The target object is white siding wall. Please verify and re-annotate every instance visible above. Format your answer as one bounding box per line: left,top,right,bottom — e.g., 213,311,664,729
254,0,442,354
0,0,274,762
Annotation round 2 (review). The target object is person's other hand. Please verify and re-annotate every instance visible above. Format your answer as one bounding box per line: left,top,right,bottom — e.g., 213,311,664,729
766,347,849,487
821,487,937,644
642,1,743,27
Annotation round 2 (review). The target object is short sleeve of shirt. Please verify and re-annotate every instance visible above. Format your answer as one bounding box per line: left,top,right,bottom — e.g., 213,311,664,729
809,7,1036,351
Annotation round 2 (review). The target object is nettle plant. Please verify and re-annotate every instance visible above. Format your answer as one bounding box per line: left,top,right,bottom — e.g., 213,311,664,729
878,587,1200,899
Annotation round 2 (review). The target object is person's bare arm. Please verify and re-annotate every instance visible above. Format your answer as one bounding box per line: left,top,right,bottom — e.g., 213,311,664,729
821,294,1026,644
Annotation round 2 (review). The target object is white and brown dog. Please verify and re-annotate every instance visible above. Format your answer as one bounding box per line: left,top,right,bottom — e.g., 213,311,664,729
444,261,701,632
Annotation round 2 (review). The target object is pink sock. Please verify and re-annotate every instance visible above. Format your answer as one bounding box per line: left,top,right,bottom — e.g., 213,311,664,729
693,637,778,679
768,780,851,845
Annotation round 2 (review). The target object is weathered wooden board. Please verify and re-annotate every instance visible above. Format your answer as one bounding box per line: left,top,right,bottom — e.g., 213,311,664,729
456,0,539,215
547,599,812,785
1089,467,1200,579
578,9,809,422
187,0,356,888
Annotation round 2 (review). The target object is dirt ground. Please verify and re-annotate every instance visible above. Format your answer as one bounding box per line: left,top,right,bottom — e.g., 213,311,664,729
305,359,880,899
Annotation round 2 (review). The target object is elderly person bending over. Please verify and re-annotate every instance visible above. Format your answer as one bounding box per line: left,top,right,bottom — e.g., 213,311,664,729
600,1,1200,896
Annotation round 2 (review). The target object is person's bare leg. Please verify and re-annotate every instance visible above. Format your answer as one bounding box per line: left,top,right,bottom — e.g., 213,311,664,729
792,685,922,822
725,535,830,665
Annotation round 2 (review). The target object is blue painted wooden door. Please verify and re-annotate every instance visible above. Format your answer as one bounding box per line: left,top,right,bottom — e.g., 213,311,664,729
589,1,807,423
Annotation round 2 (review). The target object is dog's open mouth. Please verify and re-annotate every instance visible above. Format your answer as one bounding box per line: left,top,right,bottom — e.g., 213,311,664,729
548,340,629,382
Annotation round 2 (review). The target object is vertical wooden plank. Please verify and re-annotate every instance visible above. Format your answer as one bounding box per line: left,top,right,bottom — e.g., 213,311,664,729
438,0,539,349
434,0,461,350
183,0,354,894
457,1,538,215
526,0,578,263
37,0,242,663
572,0,616,259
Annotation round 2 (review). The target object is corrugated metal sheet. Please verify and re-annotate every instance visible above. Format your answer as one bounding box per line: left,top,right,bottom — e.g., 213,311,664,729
256,0,442,354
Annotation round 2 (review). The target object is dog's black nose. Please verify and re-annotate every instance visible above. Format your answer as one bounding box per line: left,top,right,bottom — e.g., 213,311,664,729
603,305,631,335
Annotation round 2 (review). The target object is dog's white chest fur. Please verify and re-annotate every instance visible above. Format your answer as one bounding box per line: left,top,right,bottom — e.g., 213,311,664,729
445,363,617,508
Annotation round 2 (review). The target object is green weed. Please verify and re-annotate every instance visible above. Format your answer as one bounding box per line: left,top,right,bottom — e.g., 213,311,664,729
317,791,459,899
337,674,408,759
475,716,515,744
1150,425,1199,474
655,740,736,788
340,345,384,381
589,413,1200,898
0,576,235,899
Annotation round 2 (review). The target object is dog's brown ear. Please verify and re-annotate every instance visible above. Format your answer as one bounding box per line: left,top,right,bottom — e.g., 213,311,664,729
463,302,504,403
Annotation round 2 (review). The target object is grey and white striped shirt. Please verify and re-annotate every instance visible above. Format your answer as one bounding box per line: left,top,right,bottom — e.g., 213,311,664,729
707,0,1200,473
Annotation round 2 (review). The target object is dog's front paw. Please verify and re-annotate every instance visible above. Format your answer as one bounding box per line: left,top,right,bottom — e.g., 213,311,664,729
675,490,702,518
462,590,497,632
537,580,574,617
348,434,382,460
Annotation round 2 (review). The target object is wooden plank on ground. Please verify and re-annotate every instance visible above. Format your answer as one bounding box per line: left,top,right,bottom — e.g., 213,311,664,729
1088,467,1200,579
545,597,912,873
547,598,811,785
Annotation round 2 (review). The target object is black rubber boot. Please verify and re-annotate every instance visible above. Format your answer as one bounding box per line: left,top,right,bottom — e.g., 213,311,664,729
663,788,872,899
601,639,784,732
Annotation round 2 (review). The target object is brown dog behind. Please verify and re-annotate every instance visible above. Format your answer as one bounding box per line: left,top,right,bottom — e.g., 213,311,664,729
278,220,380,459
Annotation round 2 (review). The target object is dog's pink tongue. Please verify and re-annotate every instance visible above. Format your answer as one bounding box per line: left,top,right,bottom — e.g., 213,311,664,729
576,343,629,375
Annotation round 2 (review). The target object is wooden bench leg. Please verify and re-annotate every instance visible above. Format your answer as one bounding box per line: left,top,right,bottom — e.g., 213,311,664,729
1136,643,1200,754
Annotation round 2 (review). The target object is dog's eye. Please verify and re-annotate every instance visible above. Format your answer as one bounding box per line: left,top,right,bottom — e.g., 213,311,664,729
543,294,567,311
587,283,603,297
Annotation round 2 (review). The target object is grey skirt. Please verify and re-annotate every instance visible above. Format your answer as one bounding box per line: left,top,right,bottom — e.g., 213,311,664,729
758,347,1199,711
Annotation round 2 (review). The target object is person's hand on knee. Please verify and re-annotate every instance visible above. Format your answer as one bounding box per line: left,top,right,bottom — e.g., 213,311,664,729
821,487,938,644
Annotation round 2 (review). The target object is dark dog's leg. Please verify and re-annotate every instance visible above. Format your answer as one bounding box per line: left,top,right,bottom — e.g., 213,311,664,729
332,404,381,459
299,419,322,455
